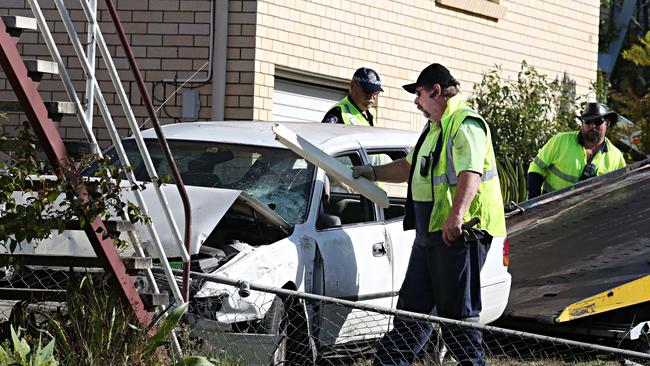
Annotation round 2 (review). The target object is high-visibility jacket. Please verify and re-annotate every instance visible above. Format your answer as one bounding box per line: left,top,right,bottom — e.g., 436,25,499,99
331,96,373,126
410,95,506,237
528,131,626,193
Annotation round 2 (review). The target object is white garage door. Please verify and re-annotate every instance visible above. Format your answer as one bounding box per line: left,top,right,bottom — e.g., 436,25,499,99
273,79,345,122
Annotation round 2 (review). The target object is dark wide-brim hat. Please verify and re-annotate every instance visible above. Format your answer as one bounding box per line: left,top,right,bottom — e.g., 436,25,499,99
579,102,618,125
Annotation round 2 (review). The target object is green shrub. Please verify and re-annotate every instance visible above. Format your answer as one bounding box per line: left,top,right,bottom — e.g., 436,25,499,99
0,122,149,253
0,325,59,366
610,31,650,156
470,61,579,166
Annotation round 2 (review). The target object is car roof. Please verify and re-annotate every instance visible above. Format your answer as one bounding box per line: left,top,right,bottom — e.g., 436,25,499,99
138,121,419,154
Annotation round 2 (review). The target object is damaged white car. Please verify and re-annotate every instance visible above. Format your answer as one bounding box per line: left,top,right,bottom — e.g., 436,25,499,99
18,121,512,360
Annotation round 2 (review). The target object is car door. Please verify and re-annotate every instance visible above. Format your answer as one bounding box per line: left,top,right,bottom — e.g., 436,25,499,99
365,148,414,310
313,150,393,345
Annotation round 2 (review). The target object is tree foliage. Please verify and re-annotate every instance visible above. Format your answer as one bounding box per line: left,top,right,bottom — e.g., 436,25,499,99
0,122,148,253
610,31,650,155
470,61,579,166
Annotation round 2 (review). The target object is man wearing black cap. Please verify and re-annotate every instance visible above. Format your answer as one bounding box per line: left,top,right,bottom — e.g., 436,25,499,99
352,63,505,365
321,67,383,126
527,102,626,199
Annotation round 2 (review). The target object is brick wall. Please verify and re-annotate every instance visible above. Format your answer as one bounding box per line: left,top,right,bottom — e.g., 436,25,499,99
1,0,214,143
225,0,256,120
251,0,601,131
1,0,601,143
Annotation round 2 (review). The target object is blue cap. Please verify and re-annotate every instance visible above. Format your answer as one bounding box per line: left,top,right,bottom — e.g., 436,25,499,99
353,67,383,93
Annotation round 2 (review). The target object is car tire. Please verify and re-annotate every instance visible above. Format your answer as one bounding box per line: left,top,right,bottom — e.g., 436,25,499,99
260,296,288,365
261,296,317,366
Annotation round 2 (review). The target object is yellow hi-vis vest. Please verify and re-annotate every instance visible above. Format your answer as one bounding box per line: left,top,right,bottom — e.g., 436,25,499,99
528,131,626,193
333,96,373,126
428,98,506,237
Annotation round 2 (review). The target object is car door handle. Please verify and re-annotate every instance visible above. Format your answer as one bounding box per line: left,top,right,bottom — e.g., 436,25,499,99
372,242,386,257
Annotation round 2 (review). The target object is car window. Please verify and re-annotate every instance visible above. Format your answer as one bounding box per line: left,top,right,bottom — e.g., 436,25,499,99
320,152,376,226
367,149,408,221
84,139,315,225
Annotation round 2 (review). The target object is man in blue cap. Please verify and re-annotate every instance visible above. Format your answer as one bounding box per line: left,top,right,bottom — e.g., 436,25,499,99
322,67,383,126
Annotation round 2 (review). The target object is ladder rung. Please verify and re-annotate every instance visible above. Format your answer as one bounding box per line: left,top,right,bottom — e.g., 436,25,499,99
141,292,169,310
0,288,65,302
0,100,76,121
123,257,153,271
44,101,75,115
24,59,58,75
1,15,37,35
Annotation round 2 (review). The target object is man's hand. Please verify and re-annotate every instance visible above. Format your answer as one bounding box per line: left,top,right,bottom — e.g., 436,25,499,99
442,213,463,246
352,164,376,181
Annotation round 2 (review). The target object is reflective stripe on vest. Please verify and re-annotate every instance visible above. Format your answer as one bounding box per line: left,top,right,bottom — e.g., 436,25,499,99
430,167,498,187
533,156,579,184
428,96,506,237
333,97,372,126
443,108,499,187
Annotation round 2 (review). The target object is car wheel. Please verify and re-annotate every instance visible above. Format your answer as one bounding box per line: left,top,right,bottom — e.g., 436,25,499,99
260,296,317,366
260,296,288,365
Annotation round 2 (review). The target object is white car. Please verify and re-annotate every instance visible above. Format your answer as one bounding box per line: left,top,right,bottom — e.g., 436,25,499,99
21,121,511,359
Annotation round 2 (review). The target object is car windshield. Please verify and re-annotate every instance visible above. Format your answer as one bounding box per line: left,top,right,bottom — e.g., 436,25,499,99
86,139,315,225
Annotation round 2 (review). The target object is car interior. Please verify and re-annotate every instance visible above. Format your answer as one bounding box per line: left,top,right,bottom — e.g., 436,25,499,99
316,150,409,230
316,153,376,230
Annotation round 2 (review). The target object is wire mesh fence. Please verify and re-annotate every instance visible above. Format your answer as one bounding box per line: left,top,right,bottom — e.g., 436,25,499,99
0,265,649,365
175,269,650,366
0,265,73,321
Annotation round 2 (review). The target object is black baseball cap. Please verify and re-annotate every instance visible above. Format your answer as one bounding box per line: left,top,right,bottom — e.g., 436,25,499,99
353,67,384,93
403,63,457,94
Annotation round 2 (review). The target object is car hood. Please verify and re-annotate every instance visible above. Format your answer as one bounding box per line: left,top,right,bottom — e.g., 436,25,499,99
13,183,291,258
127,184,292,257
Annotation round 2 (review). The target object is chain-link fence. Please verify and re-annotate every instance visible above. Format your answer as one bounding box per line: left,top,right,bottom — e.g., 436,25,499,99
0,265,187,364
177,269,650,366
0,265,74,321
1,264,649,366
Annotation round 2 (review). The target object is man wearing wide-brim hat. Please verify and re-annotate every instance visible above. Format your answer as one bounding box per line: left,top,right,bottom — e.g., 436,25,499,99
527,102,626,199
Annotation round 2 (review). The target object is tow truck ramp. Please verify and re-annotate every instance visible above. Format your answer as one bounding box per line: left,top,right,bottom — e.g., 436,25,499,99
498,160,650,347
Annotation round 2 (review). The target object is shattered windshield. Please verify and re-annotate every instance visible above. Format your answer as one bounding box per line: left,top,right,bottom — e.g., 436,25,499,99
87,139,315,225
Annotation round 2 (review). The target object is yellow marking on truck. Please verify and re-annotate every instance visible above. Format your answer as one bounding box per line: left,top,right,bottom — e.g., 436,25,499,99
556,275,650,323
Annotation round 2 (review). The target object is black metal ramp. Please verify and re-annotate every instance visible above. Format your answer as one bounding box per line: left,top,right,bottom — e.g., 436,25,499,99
503,163,650,324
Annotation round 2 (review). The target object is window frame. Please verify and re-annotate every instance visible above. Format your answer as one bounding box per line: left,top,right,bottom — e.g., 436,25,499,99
434,0,506,21
363,147,410,223
315,148,381,230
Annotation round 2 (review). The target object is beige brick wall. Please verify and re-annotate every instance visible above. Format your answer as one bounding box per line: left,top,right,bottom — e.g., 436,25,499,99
1,0,213,143
225,0,257,120
252,0,600,131
1,0,600,143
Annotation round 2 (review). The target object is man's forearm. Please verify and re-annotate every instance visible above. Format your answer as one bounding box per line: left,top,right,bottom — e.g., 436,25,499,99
374,158,410,183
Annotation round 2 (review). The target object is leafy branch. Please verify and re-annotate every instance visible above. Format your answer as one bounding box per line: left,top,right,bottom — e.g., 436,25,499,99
0,122,149,253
